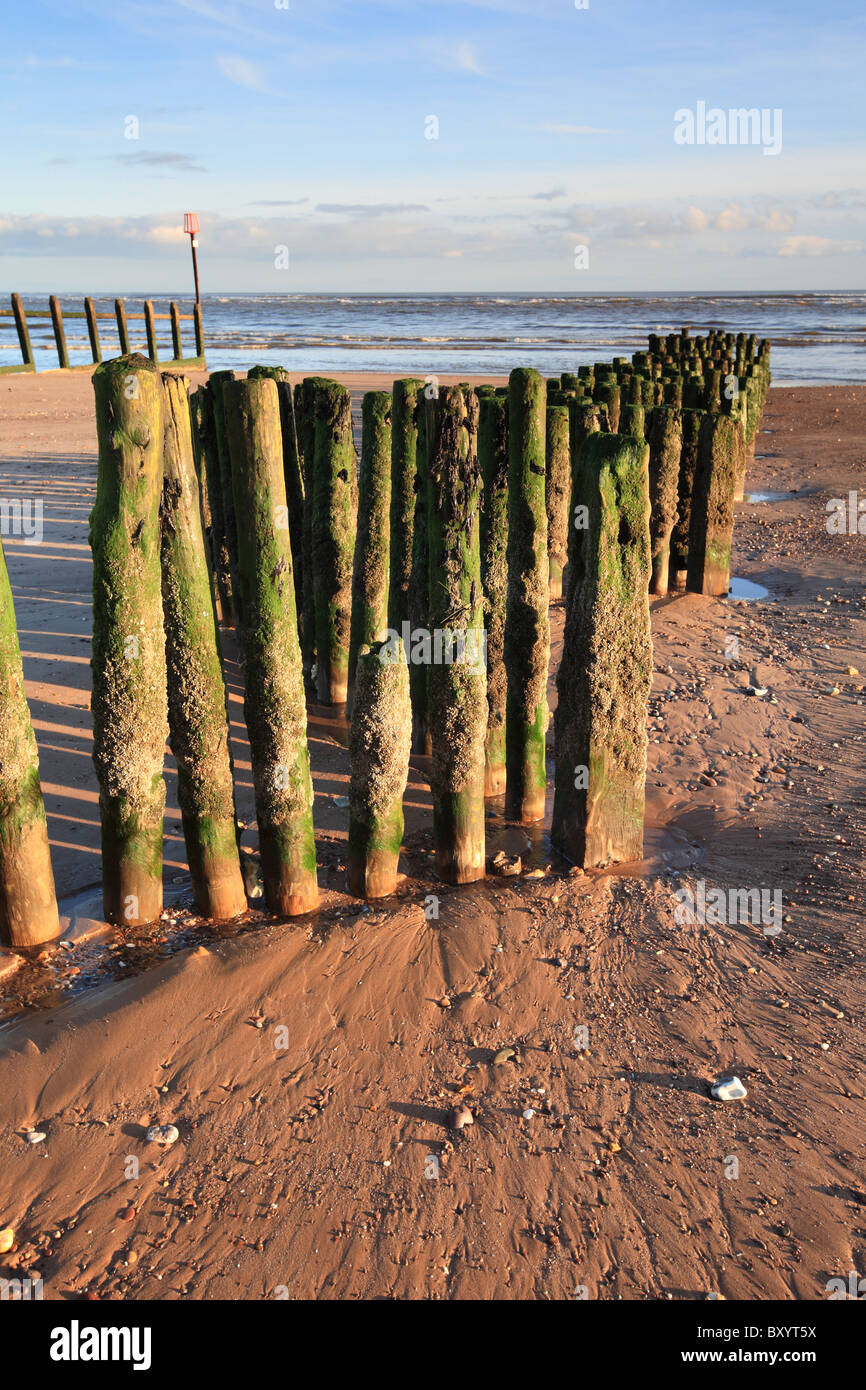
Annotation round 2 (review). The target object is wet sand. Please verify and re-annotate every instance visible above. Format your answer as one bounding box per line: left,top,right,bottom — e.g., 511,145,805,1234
0,371,864,1300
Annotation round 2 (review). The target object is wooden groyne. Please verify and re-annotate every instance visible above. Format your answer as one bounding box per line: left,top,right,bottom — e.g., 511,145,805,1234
0,294,205,375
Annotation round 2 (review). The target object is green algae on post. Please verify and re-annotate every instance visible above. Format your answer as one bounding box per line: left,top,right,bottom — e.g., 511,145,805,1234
408,386,433,753
0,535,60,947
160,374,247,922
566,400,607,611
388,378,424,632
669,407,703,584
552,433,652,869
426,386,487,883
348,391,392,715
312,379,357,706
545,403,570,601
478,393,509,796
686,412,741,598
207,369,241,627
247,366,306,624
90,353,168,927
190,382,232,622
647,405,683,595
224,376,318,917
299,376,331,684
505,368,550,824
348,642,411,898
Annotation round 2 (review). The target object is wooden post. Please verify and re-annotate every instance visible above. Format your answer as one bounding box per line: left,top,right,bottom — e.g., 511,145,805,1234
552,434,652,868
160,374,247,920
478,393,509,796
388,378,424,632
0,536,60,947
299,376,331,686
144,300,159,363
565,400,607,611
686,412,741,597
545,402,570,600
84,297,102,364
348,642,411,899
170,302,183,362
647,406,683,595
348,391,392,715
426,386,487,884
49,294,69,370
669,408,703,585
115,299,131,355
90,354,168,927
311,379,357,705
207,370,240,627
247,366,305,627
191,383,232,622
224,376,318,916
504,367,550,824
11,294,35,371
408,384,432,753
194,302,204,359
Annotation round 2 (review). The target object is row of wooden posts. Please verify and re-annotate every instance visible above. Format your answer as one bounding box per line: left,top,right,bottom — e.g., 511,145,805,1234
0,328,770,950
0,294,205,374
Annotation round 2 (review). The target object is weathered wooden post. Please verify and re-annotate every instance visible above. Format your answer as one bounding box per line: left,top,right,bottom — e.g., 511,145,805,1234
312,380,357,705
207,370,241,625
348,642,411,898
408,386,432,753
84,297,102,364
478,393,509,796
90,354,168,927
49,294,69,370
669,408,702,585
194,303,205,360
0,538,60,947
10,294,35,372
552,434,652,868
247,366,305,623
389,379,424,632
348,391,392,714
504,368,549,824
170,302,183,362
160,375,247,920
545,402,570,600
144,300,159,363
686,412,740,597
646,405,683,595
566,399,607,611
224,376,318,915
298,376,329,684
427,387,487,883
115,299,131,355
190,382,232,621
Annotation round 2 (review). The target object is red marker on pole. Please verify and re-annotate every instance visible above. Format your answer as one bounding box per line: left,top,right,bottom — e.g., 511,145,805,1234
184,212,201,305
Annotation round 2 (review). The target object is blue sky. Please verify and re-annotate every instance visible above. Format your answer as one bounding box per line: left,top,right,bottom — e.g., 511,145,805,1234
1,0,863,291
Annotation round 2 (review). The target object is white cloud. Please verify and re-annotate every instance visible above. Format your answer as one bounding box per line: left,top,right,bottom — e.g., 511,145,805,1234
778,235,862,257
216,54,267,91
455,41,483,74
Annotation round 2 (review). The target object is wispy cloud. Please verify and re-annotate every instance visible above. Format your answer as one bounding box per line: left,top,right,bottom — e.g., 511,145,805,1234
541,123,616,135
115,151,207,173
216,54,268,91
315,203,430,217
778,235,862,257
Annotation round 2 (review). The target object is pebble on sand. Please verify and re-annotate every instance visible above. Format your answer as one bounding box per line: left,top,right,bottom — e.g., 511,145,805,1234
24,1130,46,1144
450,1104,474,1131
710,1076,748,1102
146,1124,180,1147
0,1228,15,1254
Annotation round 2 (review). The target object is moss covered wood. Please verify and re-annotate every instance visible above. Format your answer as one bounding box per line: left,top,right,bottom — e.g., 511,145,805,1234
426,387,487,883
0,536,60,947
565,400,606,612
646,405,683,595
207,369,241,626
348,391,392,714
388,378,424,632
247,366,305,623
593,381,620,432
90,354,168,927
408,385,433,753
686,412,740,597
669,408,702,583
504,368,550,824
311,379,357,705
552,433,652,868
348,642,411,898
160,374,247,921
478,394,509,795
190,382,232,621
224,376,318,916
299,377,330,683
545,403,570,601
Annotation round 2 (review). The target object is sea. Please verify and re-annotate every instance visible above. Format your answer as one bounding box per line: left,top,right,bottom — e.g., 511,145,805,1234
4,291,865,384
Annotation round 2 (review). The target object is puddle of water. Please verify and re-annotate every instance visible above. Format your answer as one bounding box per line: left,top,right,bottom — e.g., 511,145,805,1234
727,576,769,601
743,490,795,504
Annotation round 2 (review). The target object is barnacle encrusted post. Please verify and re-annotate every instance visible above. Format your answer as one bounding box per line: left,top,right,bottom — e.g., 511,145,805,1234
389,378,424,632
478,393,509,796
312,379,357,706
426,386,487,883
348,642,411,898
504,367,550,824
190,382,231,621
207,369,241,626
0,536,60,947
647,405,683,595
552,433,652,868
348,391,392,715
669,407,703,586
565,399,607,611
160,373,247,921
408,384,433,753
247,365,306,625
686,412,740,598
545,401,570,601
90,353,168,927
224,376,318,916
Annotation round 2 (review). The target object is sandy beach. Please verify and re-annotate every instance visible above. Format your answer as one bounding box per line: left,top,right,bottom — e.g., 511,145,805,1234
0,371,864,1301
